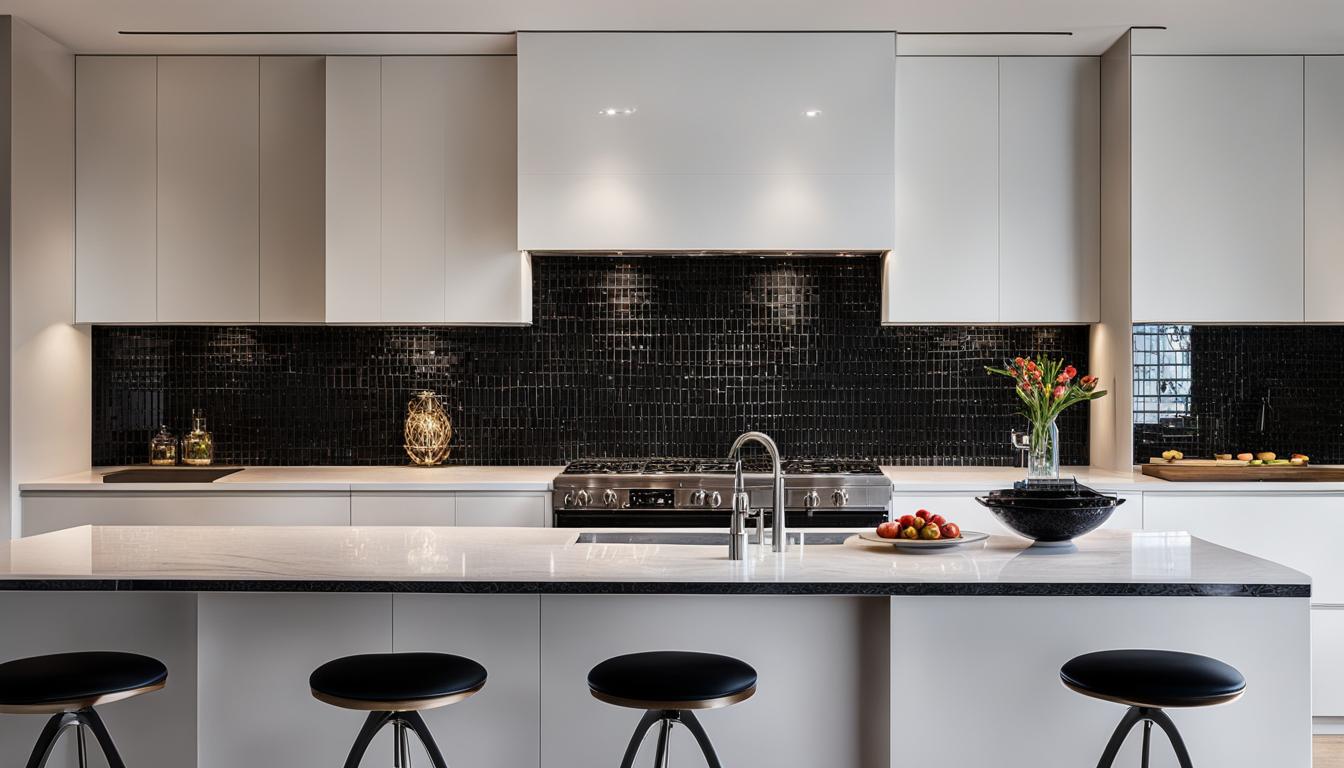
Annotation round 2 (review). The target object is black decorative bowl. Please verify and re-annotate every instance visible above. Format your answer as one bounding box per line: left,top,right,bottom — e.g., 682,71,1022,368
975,481,1124,546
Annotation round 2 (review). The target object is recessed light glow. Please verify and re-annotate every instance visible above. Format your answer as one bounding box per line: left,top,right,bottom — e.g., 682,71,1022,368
599,107,637,117
803,109,823,118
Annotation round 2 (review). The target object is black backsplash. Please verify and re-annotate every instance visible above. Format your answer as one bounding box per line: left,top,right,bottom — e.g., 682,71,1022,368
92,255,1091,467
1133,325,1344,464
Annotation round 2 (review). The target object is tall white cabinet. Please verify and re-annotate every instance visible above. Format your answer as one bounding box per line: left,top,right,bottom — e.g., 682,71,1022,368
517,32,895,252
1306,56,1344,323
1131,56,1305,323
885,56,1099,325
325,56,529,324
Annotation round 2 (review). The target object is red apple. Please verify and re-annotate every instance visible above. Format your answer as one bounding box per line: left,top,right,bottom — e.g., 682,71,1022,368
919,524,942,540
901,526,920,540
898,514,916,528
876,521,900,539
940,522,961,540
928,514,946,526
912,516,926,530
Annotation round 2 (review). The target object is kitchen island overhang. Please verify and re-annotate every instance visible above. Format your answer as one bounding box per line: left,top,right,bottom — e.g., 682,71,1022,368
0,527,1311,768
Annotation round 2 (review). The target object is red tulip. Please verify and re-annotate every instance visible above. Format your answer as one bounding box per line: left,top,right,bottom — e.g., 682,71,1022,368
1064,365,1077,380
1025,360,1038,372
1056,373,1069,384
1080,375,1098,390
1052,385,1067,400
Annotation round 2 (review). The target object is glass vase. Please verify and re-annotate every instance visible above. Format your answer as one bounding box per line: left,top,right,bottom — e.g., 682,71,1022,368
1027,418,1060,481
182,409,214,466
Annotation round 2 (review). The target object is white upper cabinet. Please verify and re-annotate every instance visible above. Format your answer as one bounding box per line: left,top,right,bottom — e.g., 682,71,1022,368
517,32,895,252
999,57,1100,324
260,57,326,323
885,56,1099,325
75,56,157,324
326,56,529,324
157,57,261,323
1306,56,1344,323
1132,56,1304,323
888,56,999,324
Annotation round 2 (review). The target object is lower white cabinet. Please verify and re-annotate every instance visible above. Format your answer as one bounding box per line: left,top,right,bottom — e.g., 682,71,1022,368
1314,608,1344,716
20,492,350,536
351,493,456,526
890,492,1142,538
456,493,548,527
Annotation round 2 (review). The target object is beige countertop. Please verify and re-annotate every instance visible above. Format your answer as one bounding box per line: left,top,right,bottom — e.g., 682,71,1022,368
21,464,1344,494
0,526,1309,595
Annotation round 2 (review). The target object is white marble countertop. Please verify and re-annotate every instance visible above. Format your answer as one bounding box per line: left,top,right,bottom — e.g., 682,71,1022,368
21,464,1344,493
0,526,1309,596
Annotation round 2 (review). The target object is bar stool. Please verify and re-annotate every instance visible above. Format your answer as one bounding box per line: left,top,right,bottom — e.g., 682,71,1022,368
588,651,757,768
1061,649,1246,768
310,652,486,768
0,651,168,768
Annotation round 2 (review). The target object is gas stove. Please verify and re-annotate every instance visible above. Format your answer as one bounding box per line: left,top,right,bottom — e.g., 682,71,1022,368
552,457,892,528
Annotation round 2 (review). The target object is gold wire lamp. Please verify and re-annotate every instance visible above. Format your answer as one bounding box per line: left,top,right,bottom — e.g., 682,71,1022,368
404,391,453,466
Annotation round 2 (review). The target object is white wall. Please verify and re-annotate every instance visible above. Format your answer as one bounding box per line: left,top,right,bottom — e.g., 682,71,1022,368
4,16,86,539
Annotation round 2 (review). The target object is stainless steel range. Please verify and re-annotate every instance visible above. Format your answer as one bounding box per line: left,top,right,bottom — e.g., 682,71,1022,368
552,457,893,528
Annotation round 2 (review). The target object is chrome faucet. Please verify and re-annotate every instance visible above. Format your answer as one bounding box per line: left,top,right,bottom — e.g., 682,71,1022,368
727,431,786,557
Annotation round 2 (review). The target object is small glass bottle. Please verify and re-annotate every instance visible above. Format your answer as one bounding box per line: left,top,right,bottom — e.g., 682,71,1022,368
182,409,215,466
149,425,178,466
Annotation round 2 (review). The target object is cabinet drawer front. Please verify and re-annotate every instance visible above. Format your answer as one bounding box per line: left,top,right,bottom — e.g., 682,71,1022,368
350,493,456,526
455,494,548,527
1315,609,1344,716
20,493,349,536
1145,494,1343,603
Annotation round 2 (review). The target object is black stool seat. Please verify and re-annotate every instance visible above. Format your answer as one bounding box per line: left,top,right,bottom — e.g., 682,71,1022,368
0,652,167,713
1061,649,1246,708
588,651,757,709
309,652,486,711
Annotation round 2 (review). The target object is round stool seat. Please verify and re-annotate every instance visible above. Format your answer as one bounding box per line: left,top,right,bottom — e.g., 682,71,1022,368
1061,650,1245,709
0,651,167,713
588,651,757,710
310,652,487,711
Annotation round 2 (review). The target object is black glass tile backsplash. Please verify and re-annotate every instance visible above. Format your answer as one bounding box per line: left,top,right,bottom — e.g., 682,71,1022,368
1133,324,1344,464
92,254,1090,467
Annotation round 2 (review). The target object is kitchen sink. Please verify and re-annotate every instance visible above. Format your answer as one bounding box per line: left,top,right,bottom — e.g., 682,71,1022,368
101,468,244,483
574,531,854,546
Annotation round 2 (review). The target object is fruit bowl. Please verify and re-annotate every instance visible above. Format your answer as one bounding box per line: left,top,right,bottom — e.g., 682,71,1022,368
975,481,1124,546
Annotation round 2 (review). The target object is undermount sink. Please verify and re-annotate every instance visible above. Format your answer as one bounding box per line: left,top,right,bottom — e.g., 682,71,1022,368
574,531,854,546
101,468,244,483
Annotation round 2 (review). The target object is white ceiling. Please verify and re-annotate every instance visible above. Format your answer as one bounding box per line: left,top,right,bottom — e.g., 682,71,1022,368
3,0,1343,56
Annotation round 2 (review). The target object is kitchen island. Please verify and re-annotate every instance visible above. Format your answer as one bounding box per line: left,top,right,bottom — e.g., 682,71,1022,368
0,527,1310,768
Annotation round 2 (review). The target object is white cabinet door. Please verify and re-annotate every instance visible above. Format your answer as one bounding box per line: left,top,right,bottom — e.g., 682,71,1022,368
156,57,260,323
518,32,895,251
1132,56,1304,323
1313,608,1344,715
455,493,548,527
381,57,448,323
324,57,382,323
887,56,998,324
443,57,530,325
350,493,456,526
1306,56,1344,322
1144,494,1344,604
999,57,1100,324
260,56,325,323
75,56,157,324
20,493,350,536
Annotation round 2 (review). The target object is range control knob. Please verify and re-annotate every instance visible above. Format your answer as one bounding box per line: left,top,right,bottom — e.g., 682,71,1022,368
602,489,619,508
803,490,821,509
574,490,592,507
563,491,574,507
709,491,722,509
832,489,849,508
689,489,708,507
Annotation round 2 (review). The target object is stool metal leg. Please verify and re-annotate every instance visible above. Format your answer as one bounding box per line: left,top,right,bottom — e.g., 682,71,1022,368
400,711,449,768
1094,706,1146,768
76,723,88,768
23,712,75,768
75,709,126,768
1146,708,1195,768
1140,719,1151,768
342,711,394,768
652,717,672,768
617,710,664,768
678,710,724,768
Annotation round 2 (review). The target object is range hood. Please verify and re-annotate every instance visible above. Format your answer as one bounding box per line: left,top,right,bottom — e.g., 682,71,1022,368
516,32,896,253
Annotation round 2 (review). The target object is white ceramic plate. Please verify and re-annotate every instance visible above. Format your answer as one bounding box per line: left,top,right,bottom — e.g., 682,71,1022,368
857,529,990,550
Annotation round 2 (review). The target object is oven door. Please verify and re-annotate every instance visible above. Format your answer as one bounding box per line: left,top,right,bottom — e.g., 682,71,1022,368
553,508,886,529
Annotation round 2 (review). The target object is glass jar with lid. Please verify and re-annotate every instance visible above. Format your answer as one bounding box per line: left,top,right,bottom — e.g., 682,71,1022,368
182,409,215,466
149,425,178,466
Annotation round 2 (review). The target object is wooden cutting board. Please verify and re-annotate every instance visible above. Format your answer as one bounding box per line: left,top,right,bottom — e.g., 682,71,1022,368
1142,463,1344,482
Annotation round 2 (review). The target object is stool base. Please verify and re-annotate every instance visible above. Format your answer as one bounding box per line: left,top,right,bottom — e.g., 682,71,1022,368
25,707,124,768
1095,706,1194,768
342,710,449,768
618,709,722,768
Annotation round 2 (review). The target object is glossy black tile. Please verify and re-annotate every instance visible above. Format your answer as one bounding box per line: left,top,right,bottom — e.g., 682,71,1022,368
92,254,1090,466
